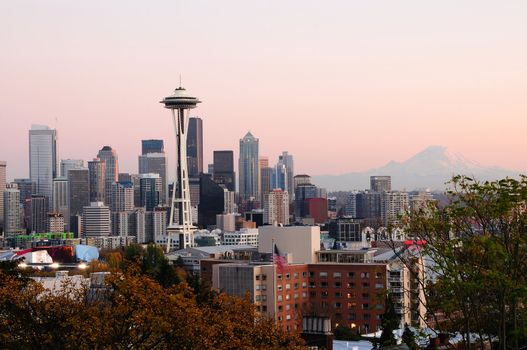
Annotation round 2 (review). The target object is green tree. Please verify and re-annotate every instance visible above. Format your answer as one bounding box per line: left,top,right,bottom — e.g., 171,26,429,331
401,323,418,350
379,294,399,347
399,175,527,350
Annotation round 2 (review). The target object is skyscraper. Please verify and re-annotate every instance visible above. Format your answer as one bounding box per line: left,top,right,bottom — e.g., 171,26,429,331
29,124,57,200
278,152,294,200
380,191,408,226
239,132,260,210
30,194,49,233
198,173,225,228
111,181,134,212
139,152,167,205
97,146,118,205
68,168,90,222
142,139,164,155
0,161,6,229
82,202,111,237
187,117,203,177
60,159,84,177
52,177,70,231
139,174,162,211
160,86,201,251
260,158,272,206
88,158,106,202
3,184,21,236
370,176,391,192
213,150,235,192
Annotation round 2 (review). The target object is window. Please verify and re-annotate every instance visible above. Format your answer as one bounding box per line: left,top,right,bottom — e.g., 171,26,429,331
362,293,369,299
361,272,370,278
278,274,283,280
363,313,371,320
255,295,261,301
375,272,383,279
278,316,283,321
334,302,342,309
302,282,307,288
309,272,315,278
303,272,308,278
375,304,383,310
335,292,342,298
294,283,299,289
286,294,291,301
302,292,307,298
348,272,355,278
277,285,283,291
262,306,267,312
294,272,299,279
278,295,283,302
309,291,316,297
262,295,267,301
309,282,316,288
320,272,328,278
286,304,291,311
347,293,354,299
286,273,291,280
256,275,260,281
321,291,328,298
362,303,369,310
334,281,341,288
286,314,291,320
285,284,291,290
294,293,299,299
348,313,356,320
333,272,342,278
347,302,356,309
348,282,355,288
362,282,370,288
278,305,283,312
261,285,267,291
321,281,328,288
375,283,384,289
262,274,267,281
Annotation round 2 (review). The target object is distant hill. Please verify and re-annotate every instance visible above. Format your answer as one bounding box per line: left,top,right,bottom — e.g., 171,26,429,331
313,145,521,191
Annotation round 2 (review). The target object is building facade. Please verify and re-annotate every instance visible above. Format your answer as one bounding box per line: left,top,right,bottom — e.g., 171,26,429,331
187,117,203,177
239,132,260,210
29,125,57,200
97,146,118,205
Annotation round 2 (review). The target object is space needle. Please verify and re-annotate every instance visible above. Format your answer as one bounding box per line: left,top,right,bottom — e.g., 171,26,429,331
160,85,201,252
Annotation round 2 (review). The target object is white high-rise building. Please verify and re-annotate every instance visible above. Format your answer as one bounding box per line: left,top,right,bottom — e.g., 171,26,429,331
29,125,57,200
3,183,22,236
0,161,6,229
111,181,134,212
264,189,289,226
381,191,409,227
82,202,111,237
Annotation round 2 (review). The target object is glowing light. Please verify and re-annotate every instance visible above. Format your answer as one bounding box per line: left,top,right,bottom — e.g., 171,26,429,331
50,263,59,269
18,262,28,268
350,323,356,328
78,262,87,269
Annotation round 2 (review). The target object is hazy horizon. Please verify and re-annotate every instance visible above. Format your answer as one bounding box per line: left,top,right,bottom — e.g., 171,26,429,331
2,1,526,180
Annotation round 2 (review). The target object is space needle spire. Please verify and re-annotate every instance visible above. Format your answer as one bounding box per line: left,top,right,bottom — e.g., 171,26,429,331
160,85,201,252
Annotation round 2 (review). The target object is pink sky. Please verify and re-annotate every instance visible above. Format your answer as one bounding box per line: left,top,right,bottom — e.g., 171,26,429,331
1,1,526,180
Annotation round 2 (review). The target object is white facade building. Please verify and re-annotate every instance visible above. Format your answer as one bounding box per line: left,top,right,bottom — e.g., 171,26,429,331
223,228,259,247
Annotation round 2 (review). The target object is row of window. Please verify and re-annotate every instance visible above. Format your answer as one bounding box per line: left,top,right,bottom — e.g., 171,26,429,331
277,282,308,291
277,272,307,280
310,291,374,299
318,301,381,310
277,292,308,302
316,271,384,279
309,281,385,289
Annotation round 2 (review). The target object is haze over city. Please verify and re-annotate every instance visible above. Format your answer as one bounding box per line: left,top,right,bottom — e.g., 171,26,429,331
2,1,527,180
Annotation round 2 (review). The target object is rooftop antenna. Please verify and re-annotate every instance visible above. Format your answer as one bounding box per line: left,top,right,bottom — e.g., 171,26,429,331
179,74,182,88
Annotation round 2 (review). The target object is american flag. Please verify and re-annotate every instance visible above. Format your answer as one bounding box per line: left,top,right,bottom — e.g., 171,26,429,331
273,243,288,273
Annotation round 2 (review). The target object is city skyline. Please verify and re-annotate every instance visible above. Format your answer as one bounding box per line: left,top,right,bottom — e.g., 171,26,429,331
2,1,527,180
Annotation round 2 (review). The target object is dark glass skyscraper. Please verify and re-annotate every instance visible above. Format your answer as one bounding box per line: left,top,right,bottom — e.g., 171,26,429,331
213,150,235,192
68,168,90,219
142,139,164,155
186,117,203,177
198,174,224,228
